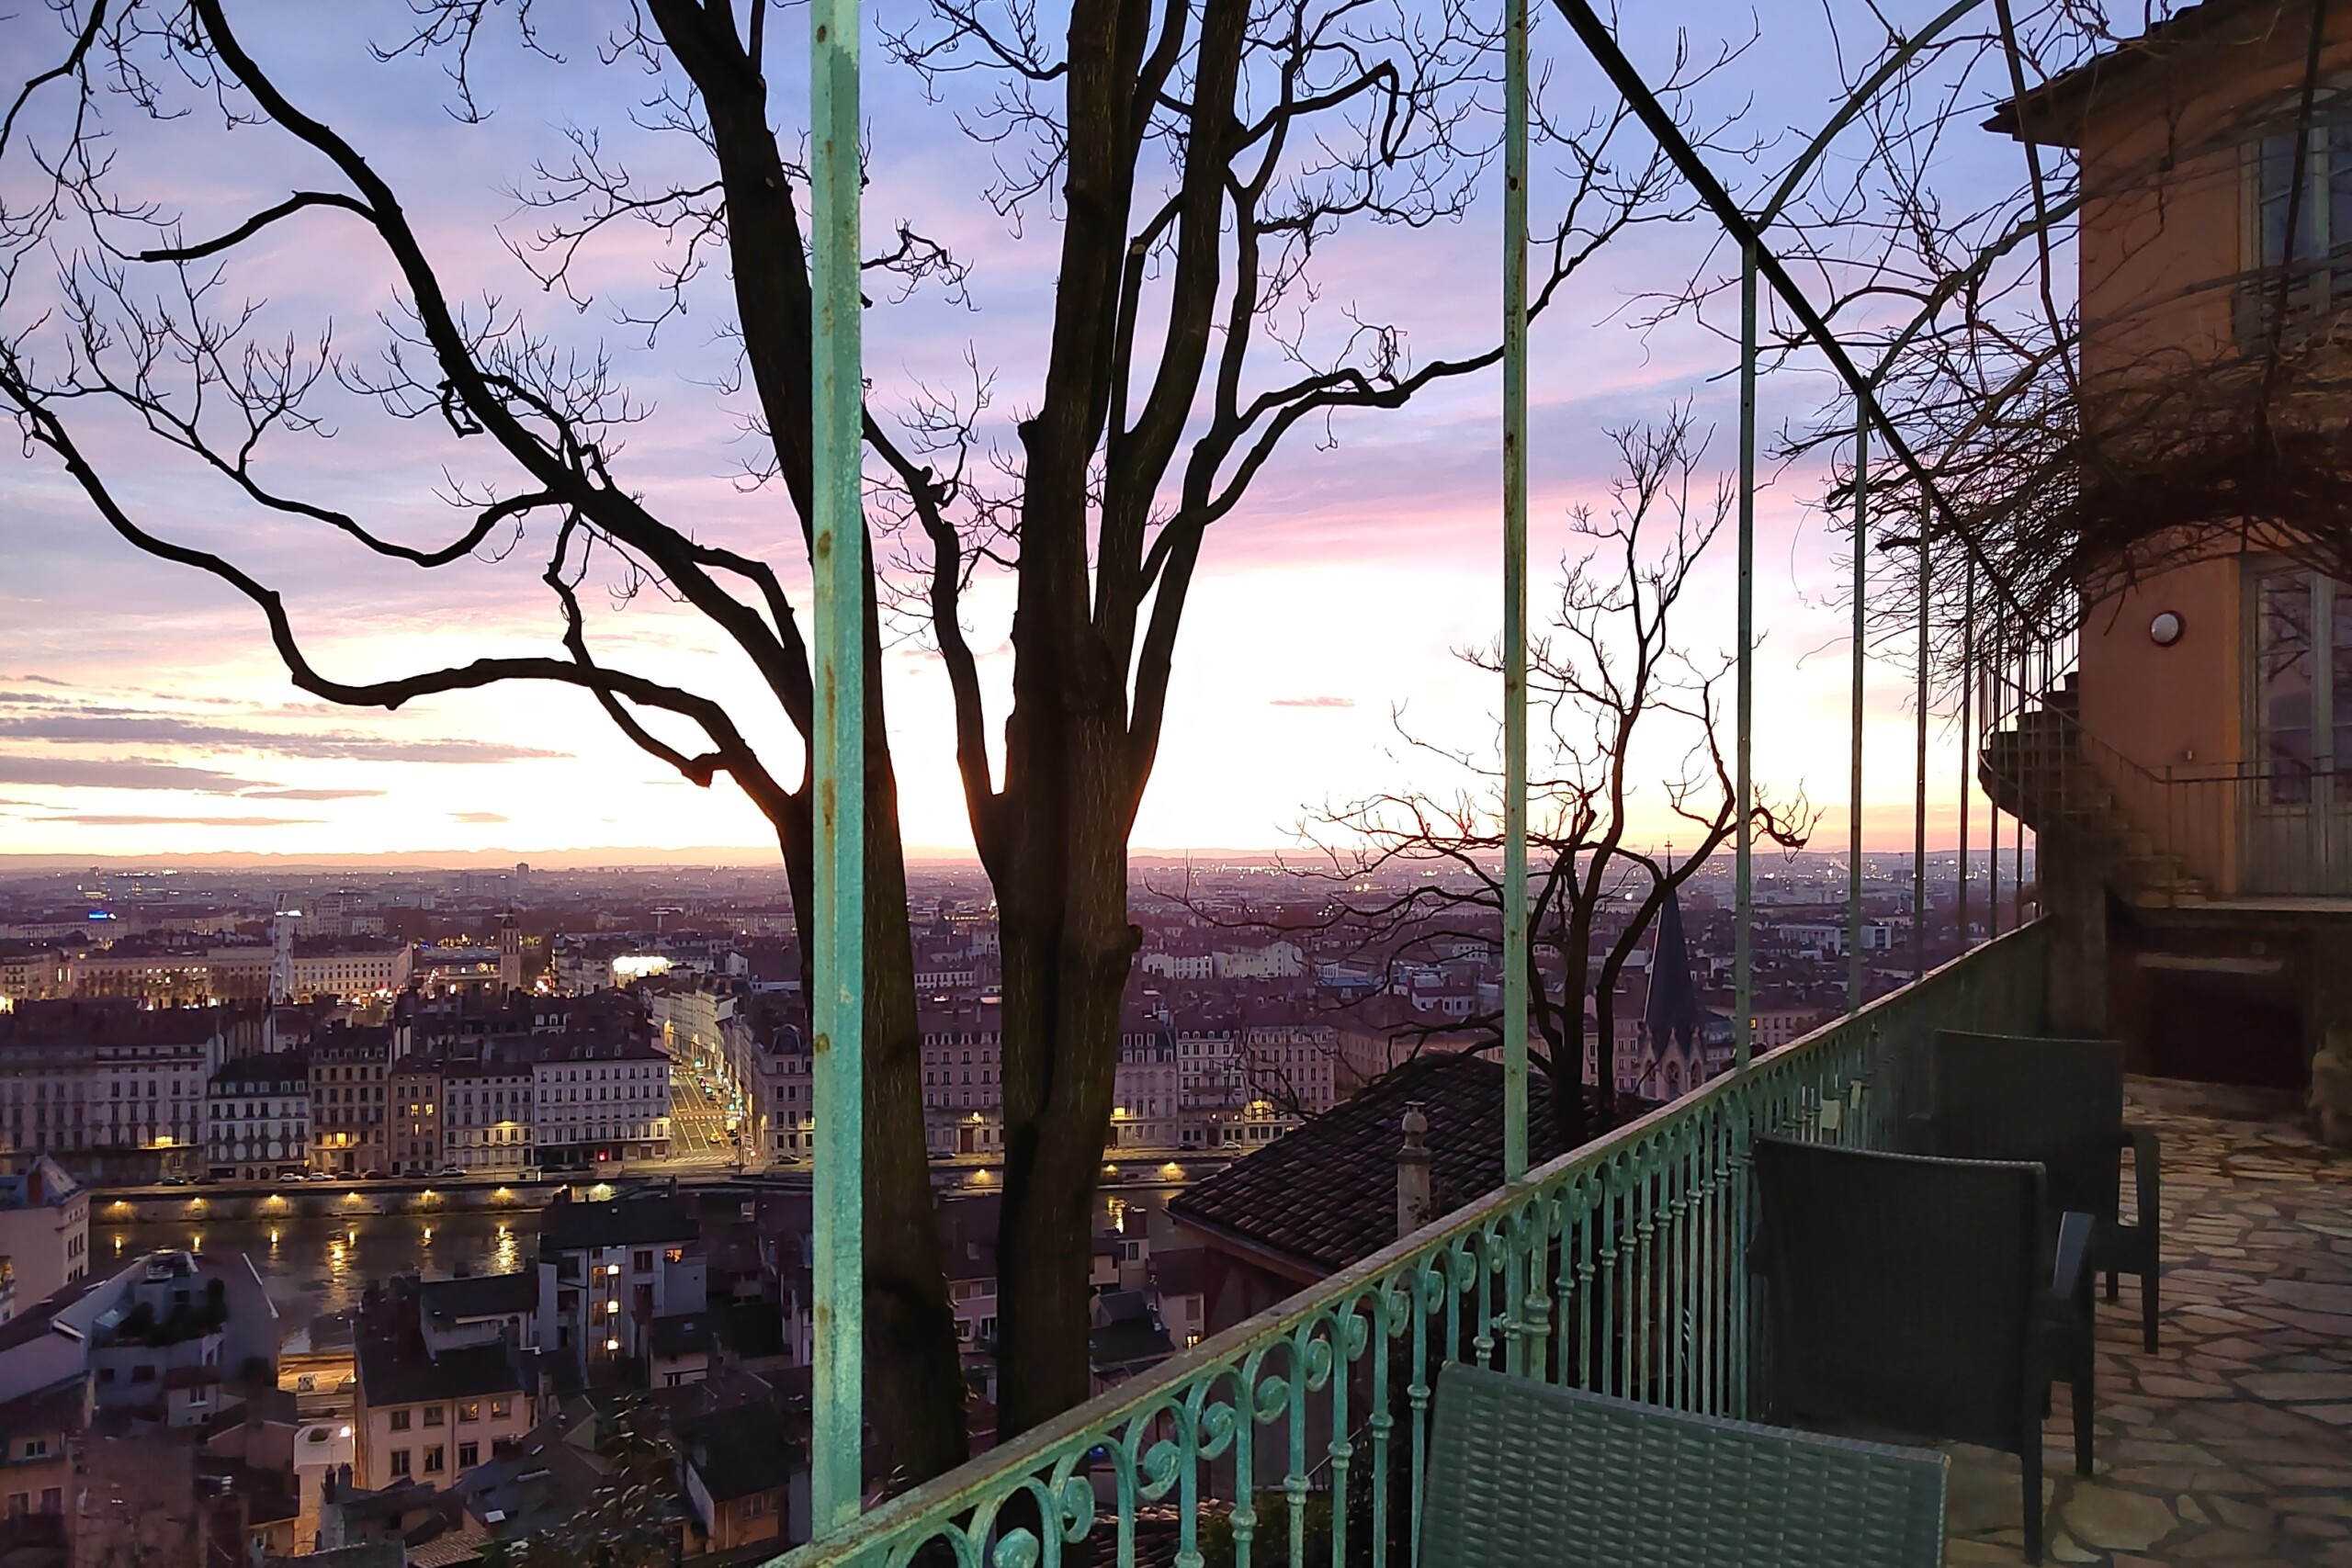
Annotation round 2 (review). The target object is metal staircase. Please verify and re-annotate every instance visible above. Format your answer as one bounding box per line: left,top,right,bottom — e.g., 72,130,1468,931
1976,671,2212,910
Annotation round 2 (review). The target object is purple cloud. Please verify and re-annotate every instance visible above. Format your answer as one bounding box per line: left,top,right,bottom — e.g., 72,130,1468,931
0,757,263,793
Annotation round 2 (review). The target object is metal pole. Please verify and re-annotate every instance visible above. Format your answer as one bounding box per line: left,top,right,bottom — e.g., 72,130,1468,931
2013,644,2031,926
1848,412,1867,1013
2017,640,2029,919
1735,243,1757,1067
1957,556,1973,953
1913,535,1929,981
809,0,866,1532
1500,0,1530,1179
1989,626,2004,940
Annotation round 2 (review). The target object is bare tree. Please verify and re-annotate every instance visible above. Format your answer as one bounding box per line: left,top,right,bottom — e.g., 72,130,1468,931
1306,416,1809,1145
0,0,968,1483
0,0,1725,1449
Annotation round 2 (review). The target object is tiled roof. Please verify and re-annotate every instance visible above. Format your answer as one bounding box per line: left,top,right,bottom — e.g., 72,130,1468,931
678,1401,801,1504
419,1270,536,1325
1167,1053,1568,1278
356,1335,526,1408
537,1193,695,1253
1987,0,2278,145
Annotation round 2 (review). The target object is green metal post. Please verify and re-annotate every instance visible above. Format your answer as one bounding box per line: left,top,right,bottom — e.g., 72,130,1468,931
1848,412,1867,1012
809,0,865,1533
1989,629,2003,939
1735,243,1757,1068
1501,0,1530,1181
1957,557,1974,952
1913,536,1929,981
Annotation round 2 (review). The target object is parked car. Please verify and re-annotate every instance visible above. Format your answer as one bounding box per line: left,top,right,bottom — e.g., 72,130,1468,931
438,1165,466,1178
361,1169,390,1180
156,1175,191,1188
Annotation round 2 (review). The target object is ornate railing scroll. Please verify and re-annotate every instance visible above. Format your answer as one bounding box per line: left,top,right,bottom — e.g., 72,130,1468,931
778,920,2052,1568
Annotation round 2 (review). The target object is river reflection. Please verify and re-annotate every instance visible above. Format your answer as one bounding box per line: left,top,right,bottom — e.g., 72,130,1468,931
111,1210,540,1335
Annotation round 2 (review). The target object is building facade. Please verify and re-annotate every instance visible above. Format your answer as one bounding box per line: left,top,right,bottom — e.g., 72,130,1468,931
205,1051,311,1179
309,1026,392,1176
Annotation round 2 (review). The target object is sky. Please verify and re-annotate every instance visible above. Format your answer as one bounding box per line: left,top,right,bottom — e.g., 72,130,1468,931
0,1,2069,864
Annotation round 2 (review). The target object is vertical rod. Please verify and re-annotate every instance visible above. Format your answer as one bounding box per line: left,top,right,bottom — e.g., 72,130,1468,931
1500,0,1530,1180
809,0,866,1532
2016,642,2029,919
1848,411,1868,1013
1957,556,1974,953
1913,533,1929,981
1989,626,2004,939
1735,243,1758,1068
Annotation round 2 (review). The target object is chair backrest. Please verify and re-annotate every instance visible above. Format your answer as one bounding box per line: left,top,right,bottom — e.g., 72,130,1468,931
1422,1362,1949,1568
1926,1030,2123,1221
1751,1137,2044,1456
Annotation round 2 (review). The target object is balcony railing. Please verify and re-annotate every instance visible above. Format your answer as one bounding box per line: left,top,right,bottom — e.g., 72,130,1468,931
777,922,2052,1568
2104,759,2352,898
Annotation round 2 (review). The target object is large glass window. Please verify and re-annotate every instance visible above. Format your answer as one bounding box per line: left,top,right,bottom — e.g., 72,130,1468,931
2256,568,2352,801
2258,120,2352,270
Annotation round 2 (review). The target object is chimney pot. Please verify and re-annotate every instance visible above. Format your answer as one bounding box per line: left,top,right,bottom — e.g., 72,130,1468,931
1396,1100,1433,1239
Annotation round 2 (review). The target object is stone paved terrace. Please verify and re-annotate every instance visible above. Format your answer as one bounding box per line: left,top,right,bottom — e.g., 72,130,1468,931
1945,1079,2352,1566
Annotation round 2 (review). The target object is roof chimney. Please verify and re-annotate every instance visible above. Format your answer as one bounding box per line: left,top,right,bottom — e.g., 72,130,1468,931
1396,1101,1432,1239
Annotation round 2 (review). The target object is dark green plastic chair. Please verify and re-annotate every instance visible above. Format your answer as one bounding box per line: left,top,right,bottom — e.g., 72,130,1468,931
1421,1362,1948,1567
1924,1029,2162,1350
1750,1136,2095,1566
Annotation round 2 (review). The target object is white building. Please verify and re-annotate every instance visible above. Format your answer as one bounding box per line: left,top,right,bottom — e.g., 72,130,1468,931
920,1000,1005,1158
0,1157,88,1300
1109,1012,1181,1153
530,1039,672,1169
533,1193,704,1376
94,1037,211,1156
1212,941,1306,980
441,1055,536,1176
289,940,413,1002
204,1051,310,1179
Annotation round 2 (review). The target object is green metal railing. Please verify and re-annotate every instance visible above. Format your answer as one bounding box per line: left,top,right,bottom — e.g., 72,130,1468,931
777,922,2050,1568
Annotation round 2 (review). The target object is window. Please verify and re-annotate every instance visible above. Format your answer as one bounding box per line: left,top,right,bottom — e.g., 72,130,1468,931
39,1489,59,1516
458,1401,481,1423
633,1249,653,1273
390,1408,412,1431
424,1404,445,1427
19,1439,46,1460
130,1364,155,1383
458,1441,479,1469
423,1445,446,1474
5,1495,22,1521
491,1398,511,1421
390,1450,412,1478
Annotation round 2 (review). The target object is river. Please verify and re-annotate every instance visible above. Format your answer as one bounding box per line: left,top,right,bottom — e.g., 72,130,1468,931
109,1209,541,1348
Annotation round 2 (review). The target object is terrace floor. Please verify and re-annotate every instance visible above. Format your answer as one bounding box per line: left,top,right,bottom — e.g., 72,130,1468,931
1945,1079,2352,1567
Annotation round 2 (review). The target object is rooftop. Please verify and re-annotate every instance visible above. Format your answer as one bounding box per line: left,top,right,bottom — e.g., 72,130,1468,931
417,1270,536,1328
537,1192,696,1254
1168,1053,1580,1279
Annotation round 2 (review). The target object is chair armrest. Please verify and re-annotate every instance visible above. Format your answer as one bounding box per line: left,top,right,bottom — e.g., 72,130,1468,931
2121,1123,2161,1233
2052,1210,2094,1300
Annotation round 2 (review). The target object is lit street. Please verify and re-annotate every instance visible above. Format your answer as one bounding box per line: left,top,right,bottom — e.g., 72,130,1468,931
662,1053,742,1171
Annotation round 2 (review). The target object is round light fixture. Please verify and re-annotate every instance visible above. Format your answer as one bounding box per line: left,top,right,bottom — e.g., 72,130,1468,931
2150,611,2184,647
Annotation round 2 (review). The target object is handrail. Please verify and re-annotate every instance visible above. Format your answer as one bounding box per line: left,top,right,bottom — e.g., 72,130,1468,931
775,922,2053,1568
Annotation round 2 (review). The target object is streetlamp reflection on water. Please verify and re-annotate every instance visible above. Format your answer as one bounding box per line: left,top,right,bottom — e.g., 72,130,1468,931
114,1211,540,1317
